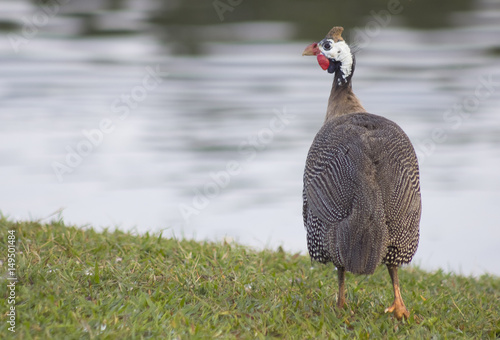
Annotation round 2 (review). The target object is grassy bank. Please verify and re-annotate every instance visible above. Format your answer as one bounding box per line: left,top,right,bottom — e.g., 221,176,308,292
0,219,499,339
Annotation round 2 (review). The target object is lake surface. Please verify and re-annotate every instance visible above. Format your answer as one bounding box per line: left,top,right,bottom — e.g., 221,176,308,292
1,0,499,276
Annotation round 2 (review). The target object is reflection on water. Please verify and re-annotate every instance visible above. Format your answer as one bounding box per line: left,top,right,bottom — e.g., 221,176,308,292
0,0,499,276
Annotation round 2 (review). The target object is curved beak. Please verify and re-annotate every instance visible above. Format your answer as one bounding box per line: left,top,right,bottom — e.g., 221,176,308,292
302,42,319,56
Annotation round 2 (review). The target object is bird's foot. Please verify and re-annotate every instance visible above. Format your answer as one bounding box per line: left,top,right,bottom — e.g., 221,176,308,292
384,299,409,320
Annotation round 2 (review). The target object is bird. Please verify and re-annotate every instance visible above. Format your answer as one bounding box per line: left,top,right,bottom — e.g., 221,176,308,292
301,26,421,320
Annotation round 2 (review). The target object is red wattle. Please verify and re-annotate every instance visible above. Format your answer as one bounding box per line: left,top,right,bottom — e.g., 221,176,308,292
317,54,329,70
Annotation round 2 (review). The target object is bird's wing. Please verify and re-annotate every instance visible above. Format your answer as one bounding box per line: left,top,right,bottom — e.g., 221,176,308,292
304,143,356,224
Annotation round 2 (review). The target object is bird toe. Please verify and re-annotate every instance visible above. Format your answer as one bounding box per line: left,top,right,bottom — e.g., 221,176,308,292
384,302,409,320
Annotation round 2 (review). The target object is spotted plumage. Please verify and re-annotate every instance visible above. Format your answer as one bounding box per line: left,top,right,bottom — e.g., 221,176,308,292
302,26,421,320
304,113,421,272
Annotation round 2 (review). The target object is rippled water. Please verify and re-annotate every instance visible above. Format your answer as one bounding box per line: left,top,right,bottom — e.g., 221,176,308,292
1,0,499,276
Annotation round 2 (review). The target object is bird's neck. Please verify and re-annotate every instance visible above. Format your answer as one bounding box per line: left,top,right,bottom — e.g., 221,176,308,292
325,74,366,122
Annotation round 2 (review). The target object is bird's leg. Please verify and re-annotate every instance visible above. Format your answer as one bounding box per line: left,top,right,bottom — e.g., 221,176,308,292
384,265,410,320
336,266,346,308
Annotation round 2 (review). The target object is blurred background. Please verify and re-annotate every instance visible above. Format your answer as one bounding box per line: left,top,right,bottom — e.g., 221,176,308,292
0,0,499,276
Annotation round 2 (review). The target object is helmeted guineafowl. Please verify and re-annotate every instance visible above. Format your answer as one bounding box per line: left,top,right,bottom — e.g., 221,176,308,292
302,26,421,320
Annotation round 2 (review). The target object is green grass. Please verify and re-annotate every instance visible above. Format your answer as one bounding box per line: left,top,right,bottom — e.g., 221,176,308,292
0,218,499,339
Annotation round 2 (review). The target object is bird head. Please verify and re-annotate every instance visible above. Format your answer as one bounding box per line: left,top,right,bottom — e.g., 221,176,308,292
302,26,354,85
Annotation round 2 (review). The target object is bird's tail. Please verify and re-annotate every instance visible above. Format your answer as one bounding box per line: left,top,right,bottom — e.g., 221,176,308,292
334,207,389,275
